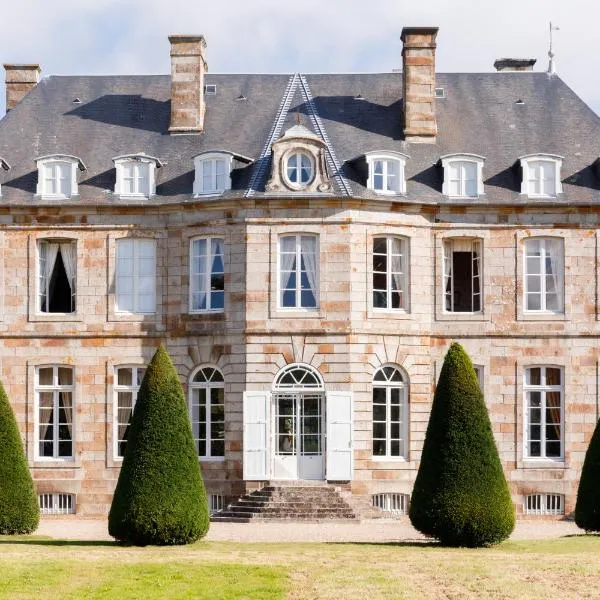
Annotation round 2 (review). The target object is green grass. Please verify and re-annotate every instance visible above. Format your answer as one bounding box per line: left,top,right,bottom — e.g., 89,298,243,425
0,536,599,599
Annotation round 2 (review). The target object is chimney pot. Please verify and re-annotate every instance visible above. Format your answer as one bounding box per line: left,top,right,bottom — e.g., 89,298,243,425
3,64,41,112
493,58,536,72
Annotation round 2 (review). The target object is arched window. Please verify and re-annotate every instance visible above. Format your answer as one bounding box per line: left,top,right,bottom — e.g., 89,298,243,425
273,363,324,390
519,154,563,197
189,366,225,459
113,153,162,198
35,154,86,199
365,151,409,195
440,154,485,198
372,365,408,459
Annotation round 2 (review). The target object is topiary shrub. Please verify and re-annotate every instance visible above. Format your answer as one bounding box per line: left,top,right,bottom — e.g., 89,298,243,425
0,380,40,534
575,417,600,531
409,342,515,547
108,344,209,545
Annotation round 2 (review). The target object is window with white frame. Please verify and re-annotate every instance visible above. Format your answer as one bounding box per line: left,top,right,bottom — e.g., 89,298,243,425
473,365,484,391
524,366,563,460
35,155,84,199
285,152,313,188
114,366,145,458
115,238,156,314
193,153,233,196
36,366,74,459
189,237,224,312
372,237,408,310
443,239,482,313
524,237,564,313
38,239,76,313
279,234,318,309
372,365,408,459
366,153,408,195
189,367,225,459
519,155,563,197
524,493,564,516
372,493,409,515
113,154,160,198
440,155,484,198
39,493,76,515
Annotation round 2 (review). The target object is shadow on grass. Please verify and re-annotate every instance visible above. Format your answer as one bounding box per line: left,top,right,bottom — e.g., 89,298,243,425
562,533,600,538
0,539,117,547
324,540,441,548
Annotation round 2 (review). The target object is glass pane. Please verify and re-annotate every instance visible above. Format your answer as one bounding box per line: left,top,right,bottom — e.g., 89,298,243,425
211,440,225,457
528,391,541,408
38,367,53,386
529,441,541,457
390,441,400,456
373,291,386,308
546,368,561,386
372,405,386,421
39,392,53,409
546,442,561,457
117,368,133,386
373,439,385,456
372,386,386,400
526,275,541,293
373,423,386,438
527,368,541,386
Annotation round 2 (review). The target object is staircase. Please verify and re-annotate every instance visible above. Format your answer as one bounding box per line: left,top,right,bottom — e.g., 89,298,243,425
211,483,358,523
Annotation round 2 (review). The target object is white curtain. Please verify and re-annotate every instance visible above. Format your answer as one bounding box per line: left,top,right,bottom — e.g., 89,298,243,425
391,239,405,297
301,236,318,302
41,243,60,311
279,238,297,291
59,392,73,437
60,243,76,310
548,239,564,311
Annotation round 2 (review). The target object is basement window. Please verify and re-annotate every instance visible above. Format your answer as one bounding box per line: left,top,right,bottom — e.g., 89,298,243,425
372,493,409,515
524,494,564,516
443,239,482,313
210,494,225,515
39,493,76,515
38,240,76,313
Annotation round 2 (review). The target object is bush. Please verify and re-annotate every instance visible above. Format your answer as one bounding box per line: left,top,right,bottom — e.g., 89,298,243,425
108,344,209,545
0,380,39,534
575,417,600,531
409,342,515,547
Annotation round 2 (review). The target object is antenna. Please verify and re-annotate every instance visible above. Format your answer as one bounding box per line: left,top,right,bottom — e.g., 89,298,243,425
548,22,560,74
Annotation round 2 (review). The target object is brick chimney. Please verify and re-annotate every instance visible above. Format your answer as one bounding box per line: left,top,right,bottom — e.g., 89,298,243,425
3,64,41,112
168,35,207,134
401,27,438,143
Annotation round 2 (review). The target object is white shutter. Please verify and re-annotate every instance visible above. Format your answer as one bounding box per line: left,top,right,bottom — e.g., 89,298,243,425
326,391,353,480
243,391,270,480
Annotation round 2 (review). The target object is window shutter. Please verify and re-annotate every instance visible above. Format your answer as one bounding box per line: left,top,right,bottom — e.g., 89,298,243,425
326,391,353,480
243,391,270,480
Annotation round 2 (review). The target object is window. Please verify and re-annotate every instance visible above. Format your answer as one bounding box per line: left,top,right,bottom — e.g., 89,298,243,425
372,365,408,459
38,493,76,515
190,367,225,459
524,237,564,313
366,152,408,195
113,154,161,198
519,155,563,197
209,494,224,514
0,157,10,196
115,238,156,314
473,365,484,391
443,239,482,312
190,237,224,312
36,366,74,459
285,152,313,187
524,493,564,516
440,154,484,198
279,234,318,309
38,240,76,313
193,153,233,196
372,493,409,515
114,366,145,458
372,237,408,310
35,155,84,199
524,366,563,460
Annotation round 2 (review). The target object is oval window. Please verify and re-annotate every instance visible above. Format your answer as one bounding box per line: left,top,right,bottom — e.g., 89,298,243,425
286,152,313,186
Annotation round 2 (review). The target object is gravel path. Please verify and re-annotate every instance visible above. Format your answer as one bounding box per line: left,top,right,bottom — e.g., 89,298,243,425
35,518,581,543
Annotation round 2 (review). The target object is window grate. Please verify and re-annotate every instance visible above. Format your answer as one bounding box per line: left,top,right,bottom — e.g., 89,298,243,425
524,493,564,516
39,493,76,515
372,493,409,515
210,494,224,515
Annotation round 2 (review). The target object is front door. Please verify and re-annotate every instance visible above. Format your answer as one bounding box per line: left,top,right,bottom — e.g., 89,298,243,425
273,392,324,480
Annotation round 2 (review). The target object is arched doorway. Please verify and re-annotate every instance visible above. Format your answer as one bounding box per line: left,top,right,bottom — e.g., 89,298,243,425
272,364,325,480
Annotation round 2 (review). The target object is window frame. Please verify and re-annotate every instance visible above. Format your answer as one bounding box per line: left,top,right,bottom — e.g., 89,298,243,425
35,155,84,199
115,237,157,315
283,151,314,190
189,366,225,461
442,238,483,314
113,154,161,199
372,364,409,461
193,152,233,196
34,365,75,461
113,365,146,460
365,151,408,195
523,366,564,461
372,236,409,312
277,233,319,311
188,236,225,314
37,238,77,315
519,154,563,198
523,237,564,314
440,154,485,198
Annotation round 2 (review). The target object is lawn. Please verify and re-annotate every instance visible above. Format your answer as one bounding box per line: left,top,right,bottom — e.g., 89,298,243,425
0,536,599,599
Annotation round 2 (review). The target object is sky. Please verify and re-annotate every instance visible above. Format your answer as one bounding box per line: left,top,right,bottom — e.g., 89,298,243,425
1,0,599,117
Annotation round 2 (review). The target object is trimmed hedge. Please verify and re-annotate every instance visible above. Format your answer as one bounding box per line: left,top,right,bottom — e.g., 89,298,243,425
575,417,600,531
0,380,39,534
108,344,209,545
409,342,515,547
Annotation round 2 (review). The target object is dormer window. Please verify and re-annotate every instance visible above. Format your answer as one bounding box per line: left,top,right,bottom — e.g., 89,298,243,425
113,154,162,199
0,158,10,197
520,154,563,197
286,152,313,187
365,152,408,195
440,154,485,198
193,152,234,196
35,155,85,199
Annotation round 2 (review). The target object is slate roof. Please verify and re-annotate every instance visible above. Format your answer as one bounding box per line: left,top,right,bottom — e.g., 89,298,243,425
0,70,599,205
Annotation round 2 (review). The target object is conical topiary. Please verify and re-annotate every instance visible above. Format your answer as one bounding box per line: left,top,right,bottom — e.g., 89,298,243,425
0,380,40,534
575,417,600,531
409,342,515,547
108,344,209,545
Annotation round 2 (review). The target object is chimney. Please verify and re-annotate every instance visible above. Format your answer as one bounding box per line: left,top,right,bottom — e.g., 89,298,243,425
401,27,438,143
3,64,41,112
168,35,207,134
494,58,536,72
